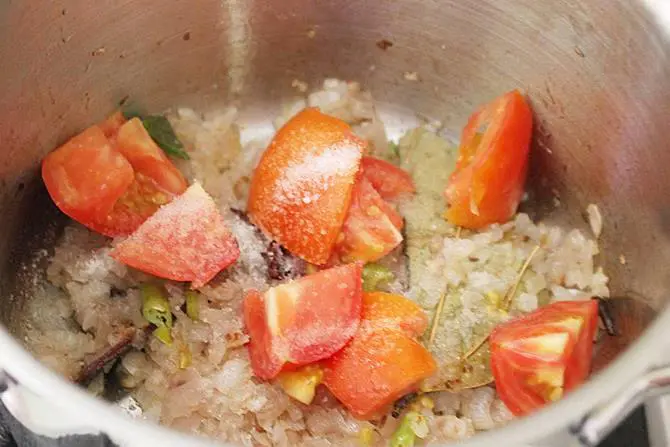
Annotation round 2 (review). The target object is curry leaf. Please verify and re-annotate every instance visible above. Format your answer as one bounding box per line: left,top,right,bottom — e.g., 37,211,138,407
121,108,142,120
141,115,189,160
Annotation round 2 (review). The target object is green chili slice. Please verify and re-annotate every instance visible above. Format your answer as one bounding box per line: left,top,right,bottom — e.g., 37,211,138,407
185,291,200,321
141,284,173,328
152,326,173,346
390,411,428,447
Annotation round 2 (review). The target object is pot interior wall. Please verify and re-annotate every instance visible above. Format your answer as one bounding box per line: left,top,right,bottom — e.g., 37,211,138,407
0,0,668,422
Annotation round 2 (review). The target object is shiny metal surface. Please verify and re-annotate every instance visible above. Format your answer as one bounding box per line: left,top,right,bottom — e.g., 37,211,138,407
572,365,670,446
0,0,669,445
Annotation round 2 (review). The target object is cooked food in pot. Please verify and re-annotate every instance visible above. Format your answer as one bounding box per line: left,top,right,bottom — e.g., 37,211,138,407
26,79,609,446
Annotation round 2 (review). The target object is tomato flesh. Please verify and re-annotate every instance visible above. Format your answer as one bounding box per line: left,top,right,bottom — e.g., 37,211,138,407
361,156,415,201
87,172,173,237
445,90,532,228
334,176,404,263
323,292,436,419
42,113,188,237
490,300,598,416
116,118,188,195
98,110,127,139
244,263,363,380
244,290,285,378
111,183,240,288
247,108,365,265
42,126,135,225
360,291,428,336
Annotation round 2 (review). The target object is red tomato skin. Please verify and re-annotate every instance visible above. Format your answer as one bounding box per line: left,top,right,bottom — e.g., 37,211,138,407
490,300,598,416
492,300,597,389
285,262,363,364
244,263,363,380
42,125,135,227
371,183,404,230
116,118,188,195
323,328,436,420
244,290,285,380
323,292,435,419
43,114,189,237
247,108,365,265
445,90,532,228
490,349,546,416
335,176,403,263
84,173,172,237
556,300,598,390
361,156,415,201
98,111,127,139
91,118,189,237
111,183,239,288
360,291,428,336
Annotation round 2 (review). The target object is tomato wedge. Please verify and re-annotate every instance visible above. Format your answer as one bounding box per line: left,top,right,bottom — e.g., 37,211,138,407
334,176,404,263
111,183,240,288
489,300,598,416
42,126,135,227
98,110,127,139
444,90,532,228
244,290,284,378
360,291,428,335
42,113,188,237
361,156,415,201
247,108,365,265
116,118,188,196
323,292,436,419
244,263,363,380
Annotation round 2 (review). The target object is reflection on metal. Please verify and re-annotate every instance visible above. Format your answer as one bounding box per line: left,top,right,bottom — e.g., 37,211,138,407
572,365,670,447
223,0,251,96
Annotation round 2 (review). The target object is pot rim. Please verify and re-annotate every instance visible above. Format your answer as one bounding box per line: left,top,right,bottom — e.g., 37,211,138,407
2,2,670,443
1,305,668,446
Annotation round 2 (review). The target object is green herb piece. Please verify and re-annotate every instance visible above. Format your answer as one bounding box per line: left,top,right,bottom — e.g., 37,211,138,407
185,291,200,321
142,115,189,160
141,284,173,328
121,108,142,120
362,263,395,292
391,412,417,447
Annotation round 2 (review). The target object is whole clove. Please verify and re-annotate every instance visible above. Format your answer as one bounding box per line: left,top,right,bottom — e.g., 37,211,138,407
391,392,419,418
595,297,618,336
262,241,306,281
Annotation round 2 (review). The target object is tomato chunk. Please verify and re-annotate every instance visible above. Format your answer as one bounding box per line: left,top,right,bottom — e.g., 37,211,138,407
361,156,415,201
360,291,428,336
247,108,365,265
89,173,169,237
111,183,240,288
323,292,436,419
489,300,598,416
244,263,363,380
42,113,188,237
445,90,532,228
42,125,135,226
334,176,403,264
116,118,188,195
98,110,127,139
244,290,284,378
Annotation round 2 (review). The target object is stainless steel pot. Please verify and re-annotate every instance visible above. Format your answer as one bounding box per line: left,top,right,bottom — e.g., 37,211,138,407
1,0,670,445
